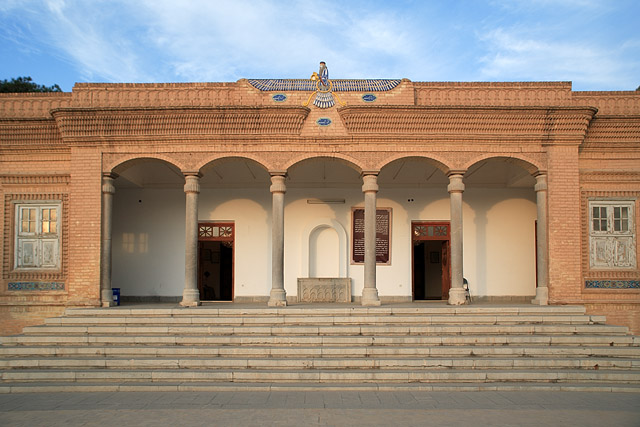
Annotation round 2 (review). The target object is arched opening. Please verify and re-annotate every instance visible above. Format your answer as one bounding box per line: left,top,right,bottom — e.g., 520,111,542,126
198,157,270,302
378,157,451,301
463,157,538,300
286,157,361,301
111,158,185,302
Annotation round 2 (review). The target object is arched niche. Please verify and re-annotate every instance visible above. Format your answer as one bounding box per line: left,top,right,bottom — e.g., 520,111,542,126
300,218,348,278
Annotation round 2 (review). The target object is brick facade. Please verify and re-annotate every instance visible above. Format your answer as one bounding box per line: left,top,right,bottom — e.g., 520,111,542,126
1,80,639,334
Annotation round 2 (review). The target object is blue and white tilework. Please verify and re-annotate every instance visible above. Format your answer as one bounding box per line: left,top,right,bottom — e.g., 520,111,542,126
8,282,65,291
585,280,640,289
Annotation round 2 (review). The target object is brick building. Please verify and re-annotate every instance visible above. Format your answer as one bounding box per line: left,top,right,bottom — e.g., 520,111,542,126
1,77,639,335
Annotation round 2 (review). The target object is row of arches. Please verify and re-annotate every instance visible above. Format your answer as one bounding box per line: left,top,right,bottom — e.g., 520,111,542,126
107,153,543,181
101,154,547,306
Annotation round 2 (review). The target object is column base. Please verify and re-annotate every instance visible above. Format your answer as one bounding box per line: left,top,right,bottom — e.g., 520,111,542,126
180,289,201,307
361,288,381,306
447,287,468,305
531,287,549,305
268,289,288,307
101,289,114,307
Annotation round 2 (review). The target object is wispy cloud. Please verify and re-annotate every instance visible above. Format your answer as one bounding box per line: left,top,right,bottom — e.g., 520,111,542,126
478,26,639,89
1,0,638,90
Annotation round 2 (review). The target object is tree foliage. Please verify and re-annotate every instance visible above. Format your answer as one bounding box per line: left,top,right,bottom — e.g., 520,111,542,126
0,76,62,93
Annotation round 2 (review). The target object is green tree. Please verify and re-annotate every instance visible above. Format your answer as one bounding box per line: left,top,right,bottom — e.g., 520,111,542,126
0,76,62,93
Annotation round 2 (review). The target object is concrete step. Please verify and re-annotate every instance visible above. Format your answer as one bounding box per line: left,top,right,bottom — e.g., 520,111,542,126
2,368,639,384
61,305,589,318
23,323,628,336
3,381,640,393
2,304,637,392
2,333,637,347
1,356,638,370
46,314,605,326
2,344,639,359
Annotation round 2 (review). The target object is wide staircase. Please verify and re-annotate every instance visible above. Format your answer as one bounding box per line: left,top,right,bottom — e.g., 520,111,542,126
1,304,639,393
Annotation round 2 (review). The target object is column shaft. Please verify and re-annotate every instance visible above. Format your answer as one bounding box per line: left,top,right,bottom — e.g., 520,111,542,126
180,174,201,307
100,174,116,307
532,174,549,305
268,174,287,306
448,173,467,305
361,174,381,306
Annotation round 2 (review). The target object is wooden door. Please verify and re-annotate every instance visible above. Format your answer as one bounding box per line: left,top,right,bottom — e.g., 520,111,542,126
412,222,451,301
441,240,451,299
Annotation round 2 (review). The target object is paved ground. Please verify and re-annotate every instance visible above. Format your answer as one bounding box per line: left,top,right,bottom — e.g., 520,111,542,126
0,390,638,426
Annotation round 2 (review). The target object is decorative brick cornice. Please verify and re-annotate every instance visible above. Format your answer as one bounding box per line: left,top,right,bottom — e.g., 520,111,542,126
0,119,64,149
583,116,640,146
51,106,310,141
338,106,596,144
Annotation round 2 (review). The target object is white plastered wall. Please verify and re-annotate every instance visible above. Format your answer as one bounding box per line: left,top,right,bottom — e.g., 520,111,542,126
111,186,537,299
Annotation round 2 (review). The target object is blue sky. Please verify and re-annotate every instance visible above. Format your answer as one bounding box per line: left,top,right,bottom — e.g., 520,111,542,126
1,0,639,92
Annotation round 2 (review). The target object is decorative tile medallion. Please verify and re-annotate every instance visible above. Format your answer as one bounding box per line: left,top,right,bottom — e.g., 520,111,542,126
272,93,287,102
585,280,640,289
362,94,377,102
8,282,65,291
316,118,332,126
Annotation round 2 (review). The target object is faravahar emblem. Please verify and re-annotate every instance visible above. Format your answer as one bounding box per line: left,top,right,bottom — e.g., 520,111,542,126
305,61,346,109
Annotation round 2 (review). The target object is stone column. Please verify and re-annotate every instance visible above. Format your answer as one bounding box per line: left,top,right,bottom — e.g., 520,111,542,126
532,173,549,305
268,173,287,306
180,173,201,307
100,173,116,307
448,172,467,305
361,173,381,306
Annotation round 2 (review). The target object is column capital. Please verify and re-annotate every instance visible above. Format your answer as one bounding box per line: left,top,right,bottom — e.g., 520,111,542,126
447,174,465,193
361,174,379,193
102,174,117,195
183,174,200,194
534,173,548,192
270,174,287,193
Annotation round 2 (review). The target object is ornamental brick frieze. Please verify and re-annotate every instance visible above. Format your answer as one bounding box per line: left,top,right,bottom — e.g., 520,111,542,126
0,93,72,119
71,82,240,109
580,172,640,184
414,82,572,107
338,106,596,144
0,119,64,150
573,92,640,115
51,106,310,141
0,174,70,186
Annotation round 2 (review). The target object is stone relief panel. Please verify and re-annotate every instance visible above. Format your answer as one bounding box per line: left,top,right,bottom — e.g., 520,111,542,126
297,278,351,303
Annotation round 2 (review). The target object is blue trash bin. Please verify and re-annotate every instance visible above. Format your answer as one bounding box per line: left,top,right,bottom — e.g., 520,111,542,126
112,288,120,306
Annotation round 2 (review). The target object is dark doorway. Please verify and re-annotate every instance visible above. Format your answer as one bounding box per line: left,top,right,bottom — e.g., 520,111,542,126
412,222,451,300
198,222,234,301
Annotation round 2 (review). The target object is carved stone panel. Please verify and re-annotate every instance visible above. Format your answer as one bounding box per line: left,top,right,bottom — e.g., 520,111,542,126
297,278,351,303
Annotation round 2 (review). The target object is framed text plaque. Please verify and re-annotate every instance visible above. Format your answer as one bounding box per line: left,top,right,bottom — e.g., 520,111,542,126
351,207,391,265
